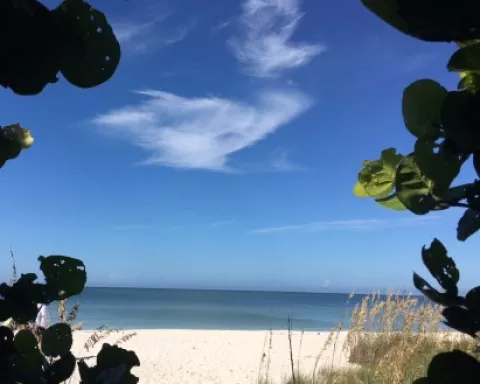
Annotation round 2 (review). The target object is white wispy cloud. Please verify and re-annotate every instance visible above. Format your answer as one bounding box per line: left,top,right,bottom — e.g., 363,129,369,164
92,89,311,172
112,13,171,53
269,148,306,172
164,21,197,45
229,0,325,77
250,216,441,234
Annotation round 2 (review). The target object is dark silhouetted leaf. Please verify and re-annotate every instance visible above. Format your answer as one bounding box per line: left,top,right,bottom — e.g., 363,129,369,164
427,350,480,383
474,152,480,177
54,0,121,88
39,255,86,299
42,323,72,357
457,209,480,241
442,307,479,337
413,273,461,307
414,138,461,194
45,351,76,383
357,148,403,199
395,155,435,214
466,286,480,315
79,343,140,384
448,43,480,72
441,90,480,153
402,79,446,139
363,0,480,42
422,239,459,295
11,330,43,382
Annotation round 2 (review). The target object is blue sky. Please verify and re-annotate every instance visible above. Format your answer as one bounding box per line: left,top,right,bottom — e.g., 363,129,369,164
0,0,478,293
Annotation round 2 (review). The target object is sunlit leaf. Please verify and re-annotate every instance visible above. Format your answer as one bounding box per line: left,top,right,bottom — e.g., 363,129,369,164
458,72,480,93
402,79,446,139
457,209,480,241
422,239,459,296
374,193,406,211
395,155,435,214
357,148,403,199
448,43,480,72
353,181,369,197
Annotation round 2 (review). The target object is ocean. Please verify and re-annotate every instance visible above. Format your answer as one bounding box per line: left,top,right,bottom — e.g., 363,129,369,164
56,287,420,331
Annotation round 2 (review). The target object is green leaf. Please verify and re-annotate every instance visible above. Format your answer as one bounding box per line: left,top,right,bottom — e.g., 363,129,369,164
39,255,87,299
457,209,480,241
54,0,121,88
357,148,402,199
402,79,446,139
353,182,369,197
374,193,406,211
458,72,480,93
448,43,480,72
422,239,459,296
414,138,462,194
41,323,73,357
395,155,435,214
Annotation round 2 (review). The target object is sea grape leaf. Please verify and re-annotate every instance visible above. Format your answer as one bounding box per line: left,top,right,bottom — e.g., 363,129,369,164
54,0,121,88
395,155,435,214
374,193,406,211
414,138,461,194
457,208,480,241
448,43,480,72
422,239,459,296
42,323,73,357
362,0,480,42
402,79,446,139
413,273,461,307
357,148,402,199
39,255,87,299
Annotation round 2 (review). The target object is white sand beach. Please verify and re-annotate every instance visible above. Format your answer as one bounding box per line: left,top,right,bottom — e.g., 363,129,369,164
70,329,352,384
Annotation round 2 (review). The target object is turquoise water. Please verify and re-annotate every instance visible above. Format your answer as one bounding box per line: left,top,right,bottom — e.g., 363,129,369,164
59,288,421,331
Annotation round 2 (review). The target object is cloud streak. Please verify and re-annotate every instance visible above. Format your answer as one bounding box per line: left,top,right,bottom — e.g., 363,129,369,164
229,0,325,77
92,89,312,171
251,216,441,234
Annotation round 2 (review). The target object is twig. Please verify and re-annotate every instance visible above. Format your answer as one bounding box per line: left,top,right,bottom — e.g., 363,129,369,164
288,315,296,384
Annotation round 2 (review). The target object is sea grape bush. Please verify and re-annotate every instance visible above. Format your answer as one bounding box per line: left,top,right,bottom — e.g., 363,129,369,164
0,1,140,383
354,0,480,382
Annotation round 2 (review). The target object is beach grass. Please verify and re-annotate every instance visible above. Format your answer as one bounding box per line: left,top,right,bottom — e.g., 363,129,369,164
268,291,479,384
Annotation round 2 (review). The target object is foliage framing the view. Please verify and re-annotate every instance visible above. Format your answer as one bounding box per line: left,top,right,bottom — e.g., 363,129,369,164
354,0,480,382
0,1,140,383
